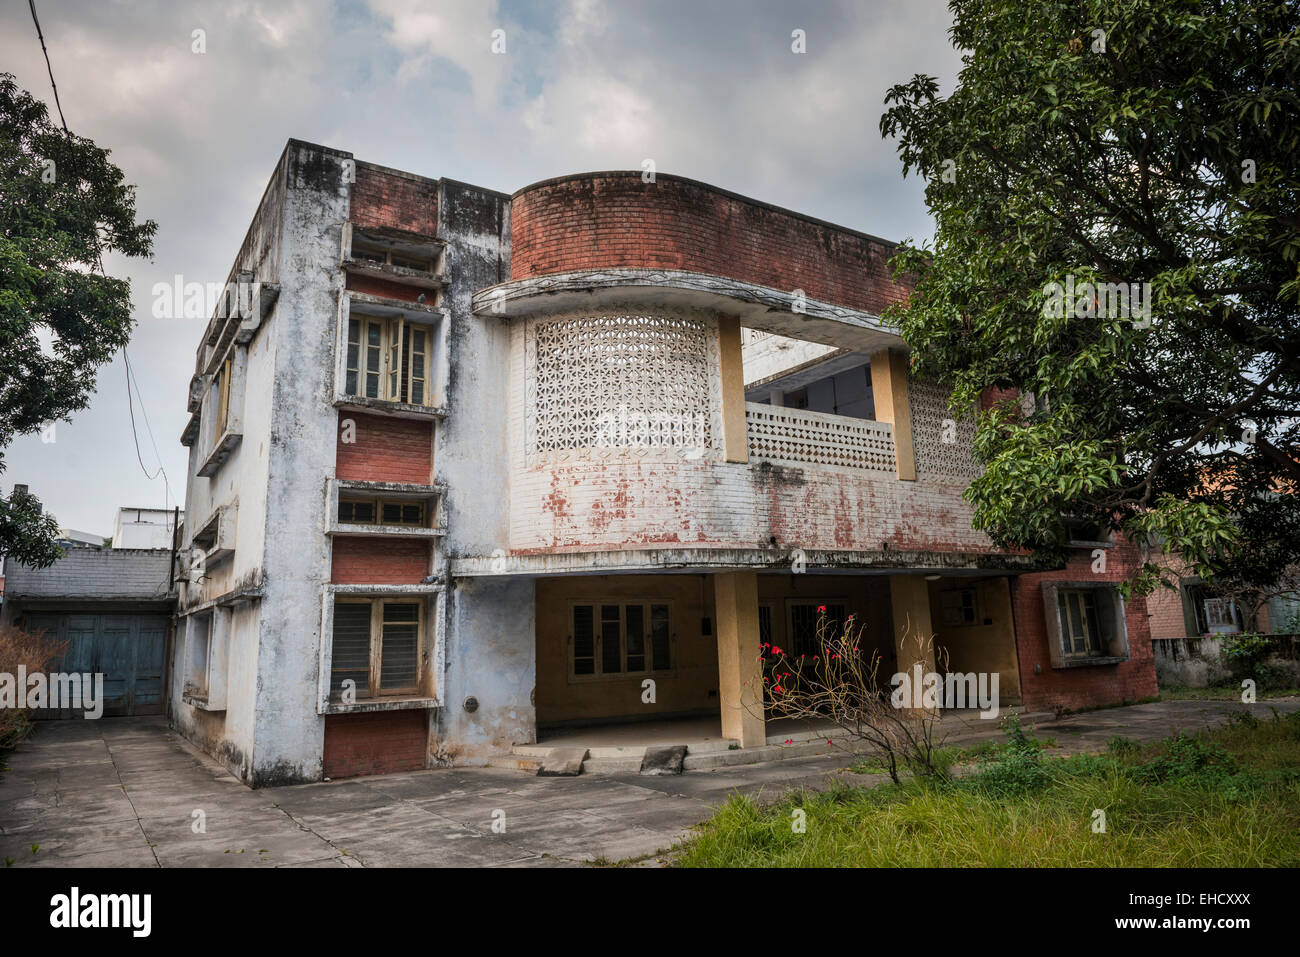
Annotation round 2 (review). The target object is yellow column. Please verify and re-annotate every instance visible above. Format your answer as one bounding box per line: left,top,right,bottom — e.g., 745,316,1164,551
889,575,936,710
718,315,749,464
714,570,765,747
870,348,916,481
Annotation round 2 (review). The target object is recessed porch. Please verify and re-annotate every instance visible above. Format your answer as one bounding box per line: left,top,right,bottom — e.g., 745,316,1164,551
517,568,1025,774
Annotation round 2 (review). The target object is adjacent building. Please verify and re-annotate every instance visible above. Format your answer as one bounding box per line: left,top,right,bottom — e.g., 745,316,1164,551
1,502,179,717
170,140,1158,785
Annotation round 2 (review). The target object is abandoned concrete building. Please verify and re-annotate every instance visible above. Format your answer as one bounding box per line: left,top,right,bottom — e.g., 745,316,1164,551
170,139,1158,785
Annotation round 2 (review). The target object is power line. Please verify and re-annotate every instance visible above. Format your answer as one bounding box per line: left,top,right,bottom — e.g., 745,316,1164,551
28,0,174,509
27,0,68,133
124,348,172,510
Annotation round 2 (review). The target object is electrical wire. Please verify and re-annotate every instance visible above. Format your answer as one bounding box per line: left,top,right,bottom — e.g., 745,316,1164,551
124,348,172,511
27,0,67,133
30,0,173,510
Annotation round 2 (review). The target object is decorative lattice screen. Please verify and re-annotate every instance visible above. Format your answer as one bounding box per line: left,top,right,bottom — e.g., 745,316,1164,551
745,404,895,472
908,376,982,479
526,313,718,457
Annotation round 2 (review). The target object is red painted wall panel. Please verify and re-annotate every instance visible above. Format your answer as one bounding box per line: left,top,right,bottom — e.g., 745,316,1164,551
336,412,433,485
330,537,429,584
323,710,427,778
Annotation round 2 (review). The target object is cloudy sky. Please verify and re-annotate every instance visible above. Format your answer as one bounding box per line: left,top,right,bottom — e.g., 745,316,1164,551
1,0,960,535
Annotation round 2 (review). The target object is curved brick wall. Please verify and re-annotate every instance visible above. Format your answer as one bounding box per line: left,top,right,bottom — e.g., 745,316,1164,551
509,173,910,315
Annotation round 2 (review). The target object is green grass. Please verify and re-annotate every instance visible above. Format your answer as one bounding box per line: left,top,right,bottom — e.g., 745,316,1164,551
674,709,1300,867
845,734,1060,777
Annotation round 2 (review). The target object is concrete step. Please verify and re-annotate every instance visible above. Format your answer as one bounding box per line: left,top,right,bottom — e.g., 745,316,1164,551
581,755,646,775
536,747,589,776
503,725,933,776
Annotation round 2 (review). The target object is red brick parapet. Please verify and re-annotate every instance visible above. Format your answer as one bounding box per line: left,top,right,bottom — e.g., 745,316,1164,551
509,172,911,315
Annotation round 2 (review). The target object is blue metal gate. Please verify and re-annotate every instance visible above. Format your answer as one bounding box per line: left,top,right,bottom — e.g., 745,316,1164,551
24,612,168,717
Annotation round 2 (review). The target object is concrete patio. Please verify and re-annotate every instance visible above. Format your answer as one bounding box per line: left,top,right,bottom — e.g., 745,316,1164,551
1,696,1294,868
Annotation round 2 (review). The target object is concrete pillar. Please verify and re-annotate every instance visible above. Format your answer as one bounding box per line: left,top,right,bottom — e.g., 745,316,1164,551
718,315,749,464
889,574,936,681
870,348,916,481
713,570,765,747
768,389,784,407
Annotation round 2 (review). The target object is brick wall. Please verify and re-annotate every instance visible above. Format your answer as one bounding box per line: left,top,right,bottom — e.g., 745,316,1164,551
331,538,429,584
1146,583,1190,640
351,163,438,235
510,173,909,314
323,710,427,777
1012,541,1159,711
336,412,433,484
345,273,426,303
4,547,173,600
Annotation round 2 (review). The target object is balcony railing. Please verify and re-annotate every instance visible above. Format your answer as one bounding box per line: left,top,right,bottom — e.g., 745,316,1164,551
745,402,895,473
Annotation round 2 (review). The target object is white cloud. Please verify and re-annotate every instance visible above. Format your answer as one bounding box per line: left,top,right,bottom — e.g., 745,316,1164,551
367,0,510,104
0,0,959,531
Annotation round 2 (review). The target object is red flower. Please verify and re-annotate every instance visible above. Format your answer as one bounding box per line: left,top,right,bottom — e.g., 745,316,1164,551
771,646,783,655
817,604,827,613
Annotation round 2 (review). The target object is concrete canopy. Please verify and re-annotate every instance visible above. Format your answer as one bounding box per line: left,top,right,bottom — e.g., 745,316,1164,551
470,268,909,353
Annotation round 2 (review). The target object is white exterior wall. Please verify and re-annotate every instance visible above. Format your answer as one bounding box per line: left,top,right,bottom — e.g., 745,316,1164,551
741,329,838,385
170,148,288,780
251,144,354,785
432,180,535,759
111,508,181,550
171,142,350,785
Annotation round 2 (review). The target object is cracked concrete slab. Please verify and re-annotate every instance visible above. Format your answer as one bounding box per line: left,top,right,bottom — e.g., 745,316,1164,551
1,699,1295,867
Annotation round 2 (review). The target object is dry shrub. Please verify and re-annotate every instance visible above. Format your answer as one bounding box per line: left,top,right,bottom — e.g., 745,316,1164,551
0,623,68,750
749,612,950,784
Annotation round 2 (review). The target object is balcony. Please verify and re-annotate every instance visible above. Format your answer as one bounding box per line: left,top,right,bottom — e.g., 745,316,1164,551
745,403,895,473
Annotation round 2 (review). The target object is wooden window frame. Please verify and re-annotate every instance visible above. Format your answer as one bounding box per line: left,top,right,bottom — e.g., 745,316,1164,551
940,587,979,628
345,315,435,407
1040,581,1130,668
1057,588,1104,658
330,597,426,700
568,600,674,681
215,356,232,435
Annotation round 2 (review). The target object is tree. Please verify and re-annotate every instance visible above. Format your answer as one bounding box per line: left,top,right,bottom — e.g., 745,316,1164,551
0,73,156,566
879,0,1300,595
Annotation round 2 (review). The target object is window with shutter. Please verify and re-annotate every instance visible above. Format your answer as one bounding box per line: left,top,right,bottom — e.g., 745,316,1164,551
330,598,425,700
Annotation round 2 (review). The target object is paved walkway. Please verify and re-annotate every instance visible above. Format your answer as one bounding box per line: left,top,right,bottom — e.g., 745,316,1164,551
1,697,1294,868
